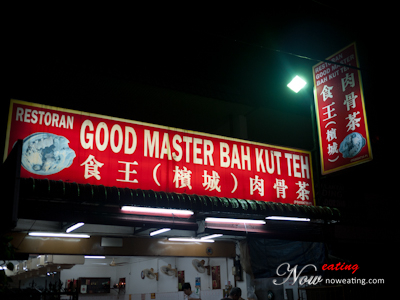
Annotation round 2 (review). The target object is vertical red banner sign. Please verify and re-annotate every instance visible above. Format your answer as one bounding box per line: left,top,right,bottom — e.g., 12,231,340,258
313,43,372,174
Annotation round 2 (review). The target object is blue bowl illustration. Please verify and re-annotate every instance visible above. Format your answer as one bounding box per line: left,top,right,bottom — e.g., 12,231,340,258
339,132,366,158
21,132,76,175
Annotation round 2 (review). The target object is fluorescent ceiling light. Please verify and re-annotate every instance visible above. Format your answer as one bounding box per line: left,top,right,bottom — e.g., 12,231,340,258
266,216,310,222
168,238,214,243
66,222,85,233
287,76,307,93
121,206,193,216
201,234,223,240
150,228,171,236
29,232,90,238
205,217,266,225
85,256,106,259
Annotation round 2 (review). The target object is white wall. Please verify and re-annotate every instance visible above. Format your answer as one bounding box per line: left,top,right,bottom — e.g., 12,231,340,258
60,255,247,300
61,263,117,286
122,256,236,295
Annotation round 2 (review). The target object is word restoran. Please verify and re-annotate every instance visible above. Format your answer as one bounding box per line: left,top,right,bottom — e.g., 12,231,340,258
15,107,74,129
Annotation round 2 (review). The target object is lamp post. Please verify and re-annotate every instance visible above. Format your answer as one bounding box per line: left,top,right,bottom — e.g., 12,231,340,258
287,76,318,151
287,75,321,201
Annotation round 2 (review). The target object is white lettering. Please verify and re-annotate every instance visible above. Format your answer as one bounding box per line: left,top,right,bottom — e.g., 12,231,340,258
255,149,281,174
285,153,293,176
285,153,301,177
31,110,38,124
144,130,159,158
16,107,24,121
24,108,31,123
182,136,192,163
273,263,323,286
172,134,183,161
110,124,123,153
95,122,109,152
241,145,251,171
124,126,137,154
142,131,215,165
193,138,202,165
219,143,252,170
66,116,74,129
80,120,137,153
293,154,301,178
15,107,73,128
256,148,265,173
44,112,51,126
80,120,94,149
160,133,172,160
301,156,310,179
51,113,59,127
58,114,65,127
220,142,230,168
231,144,241,169
274,151,282,175
316,68,331,79
203,139,214,166
266,150,275,174
38,111,45,124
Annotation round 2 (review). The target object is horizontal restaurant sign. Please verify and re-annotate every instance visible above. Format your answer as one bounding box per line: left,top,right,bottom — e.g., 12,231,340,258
4,99,315,205
313,43,372,174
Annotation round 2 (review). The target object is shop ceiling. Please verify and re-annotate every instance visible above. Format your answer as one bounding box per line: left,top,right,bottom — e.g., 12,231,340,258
11,174,339,243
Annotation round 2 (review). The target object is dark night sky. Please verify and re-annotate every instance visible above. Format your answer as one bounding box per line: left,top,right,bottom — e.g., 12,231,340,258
3,1,387,184
4,1,383,138
3,1,386,176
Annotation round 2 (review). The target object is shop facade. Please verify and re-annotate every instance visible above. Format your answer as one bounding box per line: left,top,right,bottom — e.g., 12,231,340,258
1,98,340,300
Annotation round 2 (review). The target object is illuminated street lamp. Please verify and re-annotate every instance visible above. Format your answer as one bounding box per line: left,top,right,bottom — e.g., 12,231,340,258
287,75,307,93
287,74,320,188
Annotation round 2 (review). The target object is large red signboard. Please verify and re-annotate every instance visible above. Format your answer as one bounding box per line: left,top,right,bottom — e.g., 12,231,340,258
313,43,372,174
4,99,315,205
